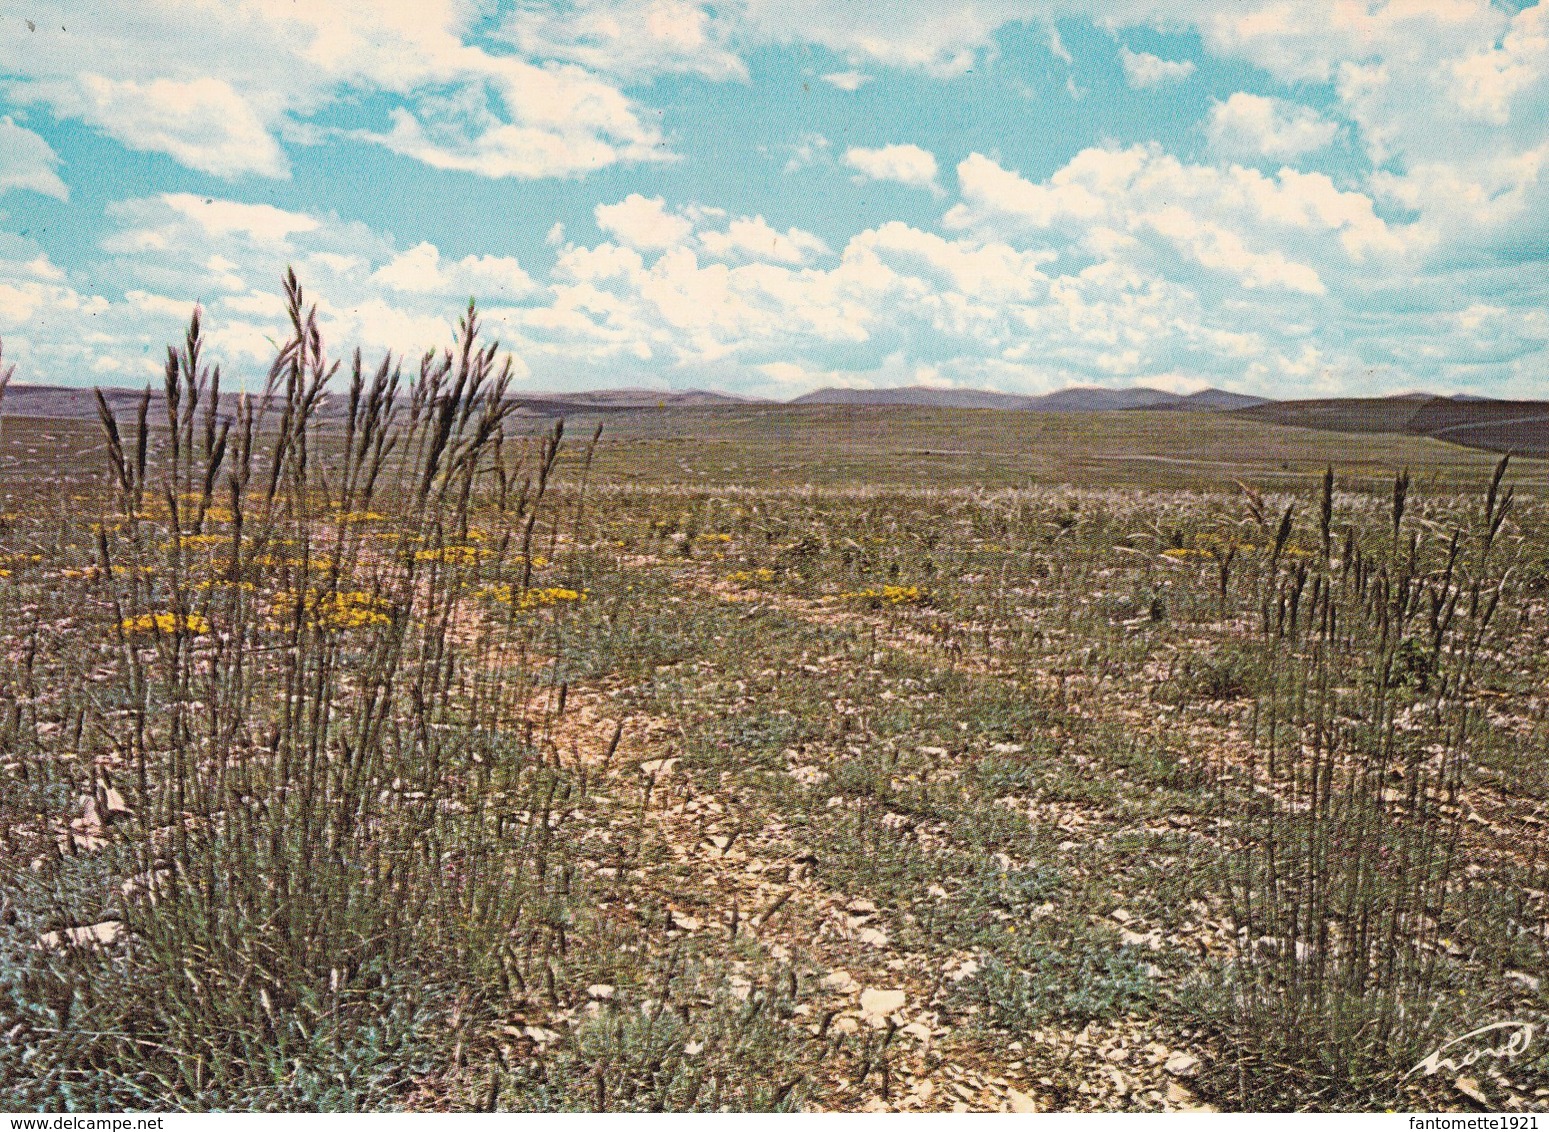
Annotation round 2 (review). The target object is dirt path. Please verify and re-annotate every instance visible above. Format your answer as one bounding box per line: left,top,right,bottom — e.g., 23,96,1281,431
508,562,1222,1111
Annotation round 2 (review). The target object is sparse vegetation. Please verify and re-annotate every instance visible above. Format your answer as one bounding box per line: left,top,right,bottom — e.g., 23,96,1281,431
0,293,1545,1112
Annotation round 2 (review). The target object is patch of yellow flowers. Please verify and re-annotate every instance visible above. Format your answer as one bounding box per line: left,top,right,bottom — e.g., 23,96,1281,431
726,567,777,585
62,564,156,579
193,579,257,592
120,611,211,636
1160,532,1261,561
413,544,488,566
0,552,42,578
839,584,924,606
271,589,392,630
477,584,586,609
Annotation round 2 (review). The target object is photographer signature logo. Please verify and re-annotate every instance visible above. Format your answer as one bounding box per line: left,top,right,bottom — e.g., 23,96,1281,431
1407,1021,1536,1078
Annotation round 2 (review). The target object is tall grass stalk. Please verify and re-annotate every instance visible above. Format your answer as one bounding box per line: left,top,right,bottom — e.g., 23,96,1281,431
2,274,589,1107
1219,459,1518,1105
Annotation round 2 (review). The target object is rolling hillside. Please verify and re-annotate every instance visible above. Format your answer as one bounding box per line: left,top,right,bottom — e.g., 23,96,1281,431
1232,395,1549,456
792,384,1270,411
7,379,1547,456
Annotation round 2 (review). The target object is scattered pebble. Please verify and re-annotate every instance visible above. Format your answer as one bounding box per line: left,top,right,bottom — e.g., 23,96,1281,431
37,921,125,951
822,969,860,994
1005,1087,1038,1113
858,987,906,1023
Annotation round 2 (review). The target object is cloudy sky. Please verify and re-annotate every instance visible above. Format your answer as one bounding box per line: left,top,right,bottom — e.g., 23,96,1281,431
0,1,1546,398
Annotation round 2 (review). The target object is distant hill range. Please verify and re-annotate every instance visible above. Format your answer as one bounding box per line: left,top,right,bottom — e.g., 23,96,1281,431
6,381,1547,456
791,384,1269,412
515,388,751,409
782,386,1549,455
1,384,161,420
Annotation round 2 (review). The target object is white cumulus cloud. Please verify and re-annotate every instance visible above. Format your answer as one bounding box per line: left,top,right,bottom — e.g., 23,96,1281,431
97,193,328,281
0,0,672,181
4,0,1549,400
500,0,747,81
0,193,547,385
1207,92,1339,160
1119,48,1196,88
372,242,536,299
843,144,941,192
740,0,1011,76
595,194,694,250
699,216,832,264
946,145,1404,291
0,118,68,199
31,74,287,178
821,71,872,91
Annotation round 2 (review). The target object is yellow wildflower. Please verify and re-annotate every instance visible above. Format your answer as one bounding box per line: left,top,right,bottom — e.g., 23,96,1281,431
518,586,584,609
0,553,41,579
120,611,211,636
726,567,778,585
413,544,487,566
63,564,155,579
839,585,924,606
270,589,391,630
478,584,586,609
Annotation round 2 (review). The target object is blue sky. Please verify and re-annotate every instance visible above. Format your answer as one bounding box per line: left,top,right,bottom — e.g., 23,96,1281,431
0,1,1546,398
